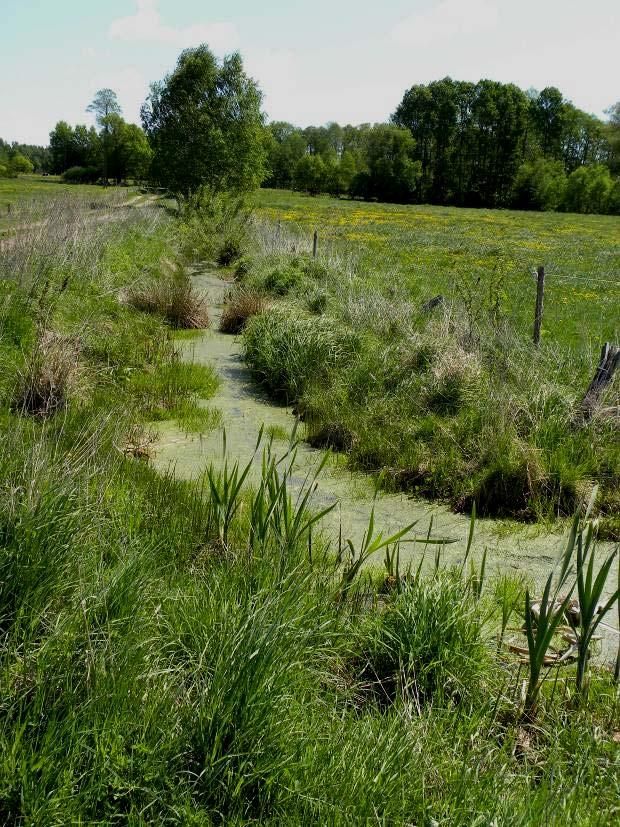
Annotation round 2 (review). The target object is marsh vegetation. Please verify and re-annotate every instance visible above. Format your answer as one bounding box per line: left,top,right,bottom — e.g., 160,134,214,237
1,33,619,823
1,161,619,826
216,192,620,540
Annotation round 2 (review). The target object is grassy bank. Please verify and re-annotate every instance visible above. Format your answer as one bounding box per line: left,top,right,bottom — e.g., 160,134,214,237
213,196,620,531
1,192,619,824
254,189,620,353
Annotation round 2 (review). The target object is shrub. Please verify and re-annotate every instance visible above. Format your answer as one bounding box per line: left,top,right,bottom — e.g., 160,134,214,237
562,164,615,214
62,166,100,184
263,263,303,295
244,309,359,402
125,268,209,329
219,288,266,334
359,570,488,708
512,158,567,211
216,236,244,266
11,330,81,417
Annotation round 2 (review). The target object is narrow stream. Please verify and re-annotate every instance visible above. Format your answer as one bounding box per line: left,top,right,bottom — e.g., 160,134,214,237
152,266,618,658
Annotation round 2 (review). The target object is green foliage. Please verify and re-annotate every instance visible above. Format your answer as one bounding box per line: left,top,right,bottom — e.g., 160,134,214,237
216,235,244,266
6,154,33,176
48,94,150,183
294,154,326,195
86,88,122,126
572,518,619,698
244,191,620,520
360,569,489,707
142,45,266,202
62,165,100,184
49,120,101,175
105,115,152,182
1,157,619,825
393,79,613,209
243,308,359,402
352,124,421,203
262,80,618,213
0,153,34,179
563,164,616,214
126,358,219,427
513,157,567,210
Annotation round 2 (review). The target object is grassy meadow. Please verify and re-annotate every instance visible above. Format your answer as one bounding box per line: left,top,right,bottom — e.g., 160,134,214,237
254,189,620,355
0,175,137,235
0,181,619,823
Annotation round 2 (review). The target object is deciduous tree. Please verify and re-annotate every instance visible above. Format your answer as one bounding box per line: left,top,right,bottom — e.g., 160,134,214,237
141,45,266,204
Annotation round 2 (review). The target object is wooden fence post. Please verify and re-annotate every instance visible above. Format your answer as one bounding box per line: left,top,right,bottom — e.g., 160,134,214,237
312,230,318,259
575,343,620,424
533,265,545,346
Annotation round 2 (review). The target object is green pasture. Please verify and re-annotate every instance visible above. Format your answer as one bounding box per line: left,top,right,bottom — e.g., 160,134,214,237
255,189,620,357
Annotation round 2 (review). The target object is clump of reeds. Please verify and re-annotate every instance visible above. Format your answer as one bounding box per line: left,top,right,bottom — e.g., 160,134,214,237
243,308,359,403
219,288,266,334
125,266,210,329
12,329,81,417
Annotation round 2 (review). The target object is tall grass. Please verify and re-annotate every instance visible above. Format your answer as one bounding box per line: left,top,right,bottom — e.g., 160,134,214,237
0,189,618,823
1,412,618,822
124,263,210,328
235,214,620,526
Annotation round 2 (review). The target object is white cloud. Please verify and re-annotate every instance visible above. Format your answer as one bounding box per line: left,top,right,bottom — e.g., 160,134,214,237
392,0,499,46
109,0,238,52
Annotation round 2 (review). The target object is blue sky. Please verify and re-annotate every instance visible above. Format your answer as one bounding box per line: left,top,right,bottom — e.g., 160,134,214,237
2,0,619,145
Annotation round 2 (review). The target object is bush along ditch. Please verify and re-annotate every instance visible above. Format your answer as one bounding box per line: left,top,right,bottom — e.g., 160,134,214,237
222,218,620,529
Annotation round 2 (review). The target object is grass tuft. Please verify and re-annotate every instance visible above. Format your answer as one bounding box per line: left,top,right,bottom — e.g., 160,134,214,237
219,287,267,334
125,266,210,329
11,329,81,417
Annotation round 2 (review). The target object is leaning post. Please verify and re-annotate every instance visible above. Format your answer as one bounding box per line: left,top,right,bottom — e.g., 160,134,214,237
312,230,318,259
575,343,620,424
533,265,545,346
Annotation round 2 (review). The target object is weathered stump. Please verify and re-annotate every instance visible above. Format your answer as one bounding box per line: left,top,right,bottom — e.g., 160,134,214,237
575,343,620,424
421,295,445,313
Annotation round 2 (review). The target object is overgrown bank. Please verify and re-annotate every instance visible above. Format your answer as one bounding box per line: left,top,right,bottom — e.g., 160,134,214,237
1,193,619,823
210,208,620,534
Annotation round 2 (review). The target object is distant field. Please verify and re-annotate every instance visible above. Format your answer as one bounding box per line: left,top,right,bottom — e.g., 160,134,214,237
254,189,620,356
0,175,135,233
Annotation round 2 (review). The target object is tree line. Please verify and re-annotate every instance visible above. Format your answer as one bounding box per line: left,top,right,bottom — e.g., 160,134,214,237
48,89,152,184
3,47,620,215
1,90,152,186
0,139,39,178
265,80,620,214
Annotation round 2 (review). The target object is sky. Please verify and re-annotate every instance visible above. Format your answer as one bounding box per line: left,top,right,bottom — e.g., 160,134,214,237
1,0,619,145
